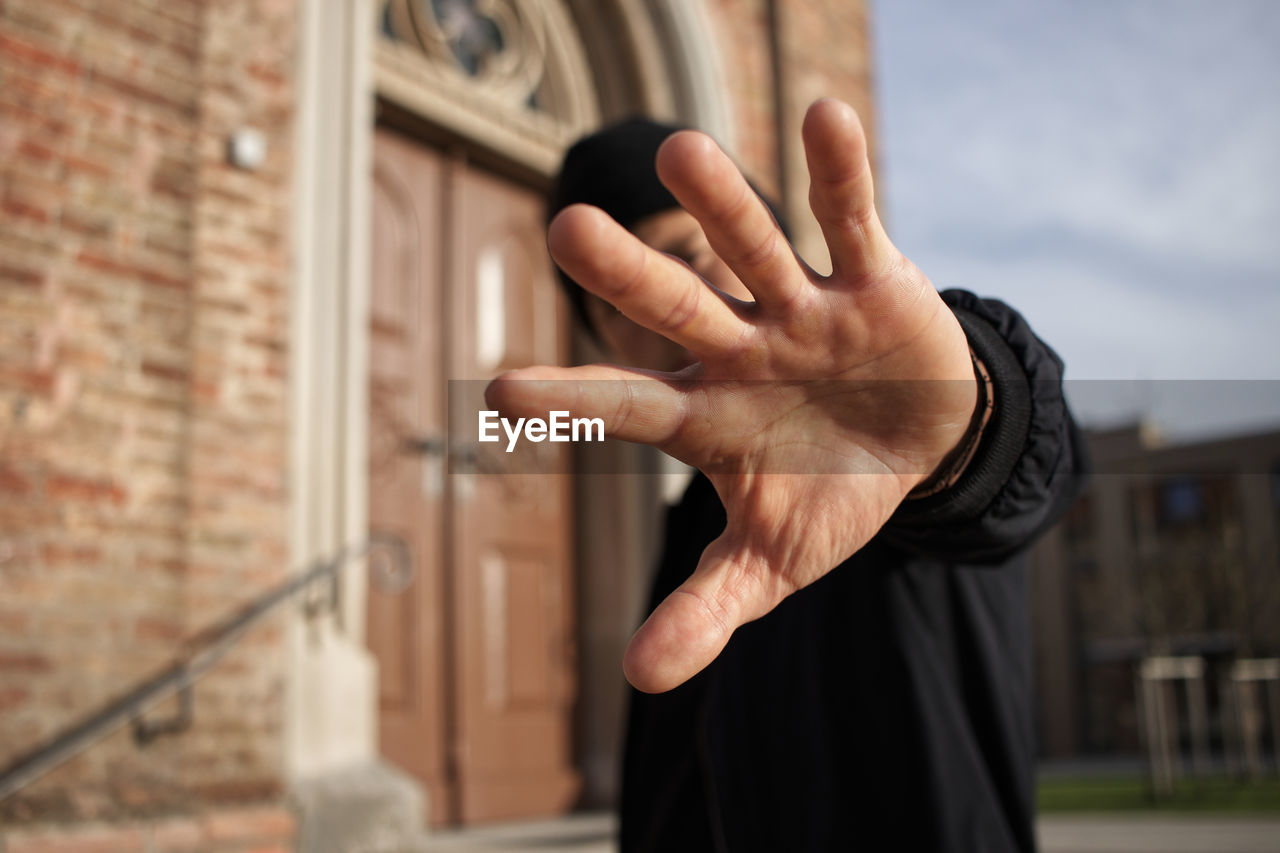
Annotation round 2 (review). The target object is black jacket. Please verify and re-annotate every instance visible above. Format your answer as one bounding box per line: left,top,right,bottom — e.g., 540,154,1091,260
620,290,1087,853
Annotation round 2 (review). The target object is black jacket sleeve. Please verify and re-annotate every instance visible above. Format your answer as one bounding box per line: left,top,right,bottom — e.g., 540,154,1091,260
879,289,1089,564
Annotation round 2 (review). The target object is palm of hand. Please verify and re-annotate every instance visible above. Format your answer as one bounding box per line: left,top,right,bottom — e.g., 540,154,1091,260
487,99,976,693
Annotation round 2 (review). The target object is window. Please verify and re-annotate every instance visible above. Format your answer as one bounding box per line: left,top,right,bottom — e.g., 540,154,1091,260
1160,478,1204,526
380,0,574,121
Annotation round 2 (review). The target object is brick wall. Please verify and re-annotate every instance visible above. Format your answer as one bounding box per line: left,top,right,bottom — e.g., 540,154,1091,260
1,803,295,853
0,0,294,836
706,0,877,274
705,0,781,196
774,0,879,172
0,0,877,838
773,0,879,268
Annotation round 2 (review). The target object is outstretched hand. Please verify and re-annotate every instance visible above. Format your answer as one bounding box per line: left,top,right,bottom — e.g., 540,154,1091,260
486,98,977,693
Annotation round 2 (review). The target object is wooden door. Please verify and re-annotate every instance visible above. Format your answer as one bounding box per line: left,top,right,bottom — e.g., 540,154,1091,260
367,127,579,826
448,165,579,823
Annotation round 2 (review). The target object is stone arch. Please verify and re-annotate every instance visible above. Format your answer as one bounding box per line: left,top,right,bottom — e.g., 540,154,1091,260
564,0,736,149
372,0,735,175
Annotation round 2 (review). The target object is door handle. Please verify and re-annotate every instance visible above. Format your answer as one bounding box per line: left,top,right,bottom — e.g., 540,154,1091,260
404,434,446,498
403,435,446,457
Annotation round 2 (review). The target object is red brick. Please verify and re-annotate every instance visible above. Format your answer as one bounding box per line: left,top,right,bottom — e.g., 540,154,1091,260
2,72,68,115
2,198,51,223
134,616,184,642
140,360,189,383
0,651,52,673
0,464,35,495
45,473,126,505
199,805,294,842
0,263,45,289
90,69,197,119
0,609,34,632
0,31,81,76
0,505,56,531
0,102,72,139
40,542,103,565
245,62,286,88
60,209,114,238
0,686,31,710
64,91,114,122
0,366,54,394
75,250,134,277
63,153,115,179
149,817,203,851
76,250,189,290
137,556,185,574
4,825,146,853
195,294,249,316
145,819,202,850
4,169,68,206
15,137,61,163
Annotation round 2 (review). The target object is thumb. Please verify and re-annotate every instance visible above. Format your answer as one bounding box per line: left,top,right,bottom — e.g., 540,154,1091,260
622,537,771,693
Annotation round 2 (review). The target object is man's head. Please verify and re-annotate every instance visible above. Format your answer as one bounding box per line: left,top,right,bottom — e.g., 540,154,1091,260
549,117,787,371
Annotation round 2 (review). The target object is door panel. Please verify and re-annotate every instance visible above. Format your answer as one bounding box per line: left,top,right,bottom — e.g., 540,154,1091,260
450,165,578,823
368,130,453,818
368,127,578,826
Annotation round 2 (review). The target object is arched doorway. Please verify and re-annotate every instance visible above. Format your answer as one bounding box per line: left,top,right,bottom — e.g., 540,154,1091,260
366,0,599,826
289,0,734,830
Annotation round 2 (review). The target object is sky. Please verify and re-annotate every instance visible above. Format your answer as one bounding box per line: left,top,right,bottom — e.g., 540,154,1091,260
869,0,1280,438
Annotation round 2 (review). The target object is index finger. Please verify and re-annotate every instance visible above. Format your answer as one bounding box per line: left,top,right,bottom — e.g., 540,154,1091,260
656,131,808,313
549,204,756,358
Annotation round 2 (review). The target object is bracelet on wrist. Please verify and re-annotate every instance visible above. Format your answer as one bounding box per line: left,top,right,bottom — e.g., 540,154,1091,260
906,350,995,499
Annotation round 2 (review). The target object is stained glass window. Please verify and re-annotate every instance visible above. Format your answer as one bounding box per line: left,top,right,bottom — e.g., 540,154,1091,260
378,0,592,130
429,0,504,77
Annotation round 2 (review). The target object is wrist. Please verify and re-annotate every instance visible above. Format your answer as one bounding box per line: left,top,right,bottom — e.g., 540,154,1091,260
907,350,994,499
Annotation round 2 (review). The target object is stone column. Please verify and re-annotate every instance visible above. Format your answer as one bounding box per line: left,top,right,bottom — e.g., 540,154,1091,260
288,1,426,849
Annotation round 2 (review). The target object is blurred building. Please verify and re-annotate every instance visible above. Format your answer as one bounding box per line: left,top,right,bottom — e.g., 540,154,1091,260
1032,423,1280,760
0,1,878,849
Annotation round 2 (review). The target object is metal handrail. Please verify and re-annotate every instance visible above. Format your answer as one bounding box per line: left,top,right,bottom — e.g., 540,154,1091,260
0,533,411,800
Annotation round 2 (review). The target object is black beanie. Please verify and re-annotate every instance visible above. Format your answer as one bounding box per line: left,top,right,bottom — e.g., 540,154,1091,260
548,116,790,336
550,117,685,234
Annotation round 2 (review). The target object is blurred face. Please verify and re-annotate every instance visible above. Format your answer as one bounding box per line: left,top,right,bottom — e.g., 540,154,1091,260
585,208,752,372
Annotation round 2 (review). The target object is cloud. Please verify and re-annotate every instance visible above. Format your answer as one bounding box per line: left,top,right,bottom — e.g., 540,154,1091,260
870,0,1280,432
